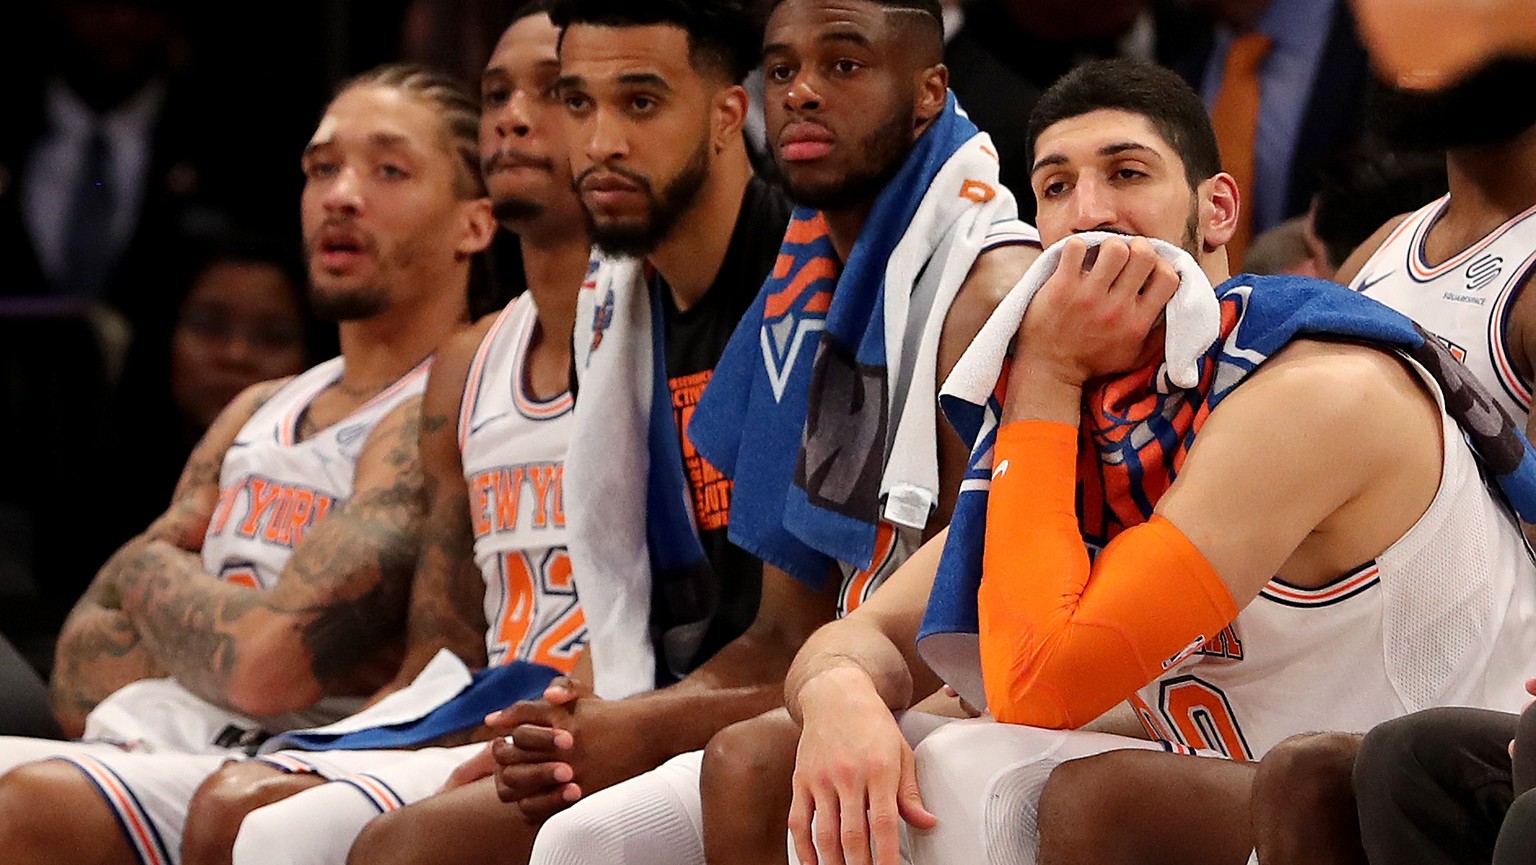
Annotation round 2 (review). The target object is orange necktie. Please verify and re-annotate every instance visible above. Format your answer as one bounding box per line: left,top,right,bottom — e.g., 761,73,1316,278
1209,31,1272,271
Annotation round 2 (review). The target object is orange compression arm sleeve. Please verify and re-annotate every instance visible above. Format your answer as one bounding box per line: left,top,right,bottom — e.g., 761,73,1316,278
978,421,1240,729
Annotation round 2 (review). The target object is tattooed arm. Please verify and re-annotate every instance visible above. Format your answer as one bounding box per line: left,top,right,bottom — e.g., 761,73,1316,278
112,399,427,718
365,324,492,708
50,380,285,736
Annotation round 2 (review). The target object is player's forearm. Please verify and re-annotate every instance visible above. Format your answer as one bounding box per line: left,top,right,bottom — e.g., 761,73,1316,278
115,549,269,709
978,422,1237,728
49,602,165,737
393,545,490,690
618,629,802,762
784,616,917,725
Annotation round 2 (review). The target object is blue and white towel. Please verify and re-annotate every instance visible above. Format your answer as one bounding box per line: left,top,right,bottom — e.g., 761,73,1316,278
916,234,1536,711
566,256,712,699
261,650,559,752
690,92,1035,587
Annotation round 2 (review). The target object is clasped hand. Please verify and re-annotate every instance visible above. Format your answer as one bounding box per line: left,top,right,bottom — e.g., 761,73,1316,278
440,676,634,824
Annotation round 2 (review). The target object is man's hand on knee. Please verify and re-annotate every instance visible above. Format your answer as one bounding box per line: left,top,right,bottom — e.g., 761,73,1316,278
788,668,936,865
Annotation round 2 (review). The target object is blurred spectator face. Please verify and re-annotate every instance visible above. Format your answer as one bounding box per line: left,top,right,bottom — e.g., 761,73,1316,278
1350,0,1518,90
558,23,718,256
1030,108,1207,251
171,261,307,428
299,84,484,321
479,12,582,232
1244,215,1327,277
760,0,935,210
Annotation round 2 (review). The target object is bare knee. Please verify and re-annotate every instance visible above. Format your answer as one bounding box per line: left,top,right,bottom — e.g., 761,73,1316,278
701,711,798,863
1037,752,1141,865
184,762,319,865
1252,732,1367,865
348,807,410,865
702,711,797,791
1041,749,1258,865
1255,732,1362,816
0,761,128,865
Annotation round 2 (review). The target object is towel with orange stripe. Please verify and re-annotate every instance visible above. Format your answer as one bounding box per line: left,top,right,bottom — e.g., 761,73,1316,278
917,235,1536,711
690,92,1037,588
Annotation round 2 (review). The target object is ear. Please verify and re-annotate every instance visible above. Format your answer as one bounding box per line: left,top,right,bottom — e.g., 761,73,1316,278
914,63,949,126
455,197,498,256
1199,172,1240,253
713,84,750,153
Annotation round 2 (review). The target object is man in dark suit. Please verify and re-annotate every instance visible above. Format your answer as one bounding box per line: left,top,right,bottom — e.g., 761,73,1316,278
0,0,247,329
1161,0,1374,245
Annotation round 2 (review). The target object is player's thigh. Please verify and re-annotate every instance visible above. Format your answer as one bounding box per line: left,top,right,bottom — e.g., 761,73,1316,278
0,758,134,865
1038,749,1256,865
348,775,536,865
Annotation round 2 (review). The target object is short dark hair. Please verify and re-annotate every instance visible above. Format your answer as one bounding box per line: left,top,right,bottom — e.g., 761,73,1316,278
550,0,760,84
1028,58,1222,191
765,0,944,49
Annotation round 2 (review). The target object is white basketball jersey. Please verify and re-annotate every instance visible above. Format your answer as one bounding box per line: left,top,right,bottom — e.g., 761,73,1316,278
1132,361,1536,759
459,294,584,672
84,357,432,746
203,357,432,589
1351,194,1536,424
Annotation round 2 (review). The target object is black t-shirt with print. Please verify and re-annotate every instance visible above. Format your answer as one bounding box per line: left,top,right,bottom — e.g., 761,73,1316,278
650,174,792,682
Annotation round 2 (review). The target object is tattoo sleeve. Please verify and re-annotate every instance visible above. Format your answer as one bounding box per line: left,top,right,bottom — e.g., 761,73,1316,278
116,402,426,715
47,382,282,731
49,597,165,737
392,408,490,688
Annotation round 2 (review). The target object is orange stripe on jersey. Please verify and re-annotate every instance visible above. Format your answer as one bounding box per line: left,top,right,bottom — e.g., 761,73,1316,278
459,304,517,450
840,522,897,615
70,756,172,865
1489,249,1536,407
280,373,336,447
1410,197,1536,280
255,753,322,774
510,308,575,420
1260,564,1380,608
1380,200,1430,250
341,774,405,812
365,358,433,411
283,358,432,447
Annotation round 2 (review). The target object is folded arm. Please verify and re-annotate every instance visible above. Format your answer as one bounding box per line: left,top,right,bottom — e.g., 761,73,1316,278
49,380,284,734
112,400,427,718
